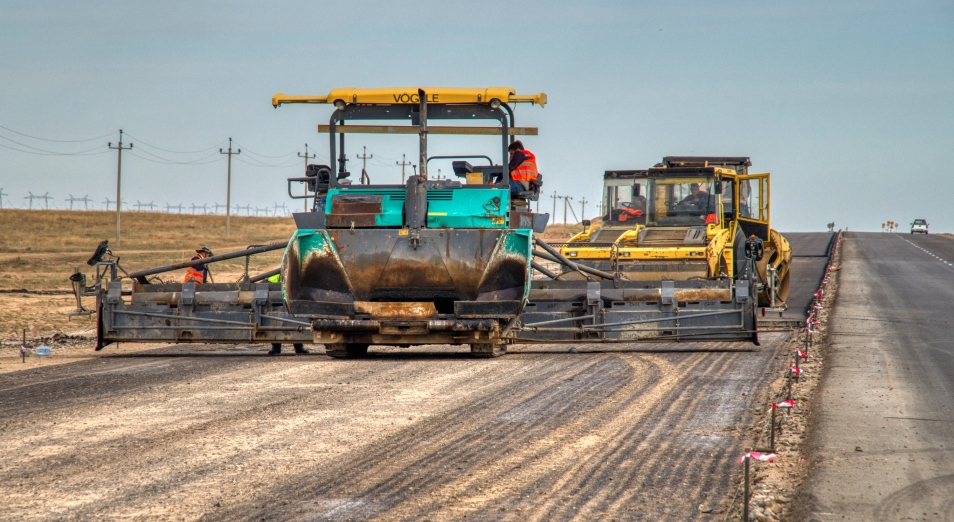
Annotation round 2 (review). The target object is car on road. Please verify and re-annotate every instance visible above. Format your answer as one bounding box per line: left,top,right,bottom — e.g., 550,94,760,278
911,219,929,234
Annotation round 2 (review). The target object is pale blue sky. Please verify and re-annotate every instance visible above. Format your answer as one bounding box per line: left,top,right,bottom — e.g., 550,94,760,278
1,1,952,231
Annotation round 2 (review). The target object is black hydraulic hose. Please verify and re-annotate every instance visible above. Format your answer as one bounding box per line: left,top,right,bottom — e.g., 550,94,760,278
128,241,288,282
249,267,282,283
530,261,559,279
533,237,616,280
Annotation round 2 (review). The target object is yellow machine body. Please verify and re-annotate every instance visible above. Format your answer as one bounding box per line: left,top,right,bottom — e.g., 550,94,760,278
562,157,791,307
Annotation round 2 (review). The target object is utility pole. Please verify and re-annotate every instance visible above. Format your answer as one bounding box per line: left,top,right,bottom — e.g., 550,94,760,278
298,144,315,211
356,146,372,185
551,191,558,223
79,195,91,210
220,137,240,236
0,188,7,209
561,195,574,225
24,192,36,210
579,197,588,222
108,130,133,247
396,154,412,184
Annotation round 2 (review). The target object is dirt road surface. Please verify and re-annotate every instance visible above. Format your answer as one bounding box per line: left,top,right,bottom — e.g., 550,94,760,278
0,336,793,521
801,232,954,521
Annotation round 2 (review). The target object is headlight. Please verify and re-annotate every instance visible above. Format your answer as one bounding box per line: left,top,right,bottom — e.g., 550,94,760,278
567,251,578,257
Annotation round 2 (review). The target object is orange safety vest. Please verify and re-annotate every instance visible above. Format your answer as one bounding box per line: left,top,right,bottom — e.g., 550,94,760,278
619,207,643,222
510,150,539,182
183,255,208,283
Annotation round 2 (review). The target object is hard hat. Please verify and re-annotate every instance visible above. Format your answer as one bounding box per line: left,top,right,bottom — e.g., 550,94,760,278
197,247,213,255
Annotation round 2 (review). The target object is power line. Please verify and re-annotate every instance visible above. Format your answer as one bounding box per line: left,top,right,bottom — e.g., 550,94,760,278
122,132,226,154
235,145,300,160
127,148,222,165
0,136,110,156
0,124,116,143
233,155,300,168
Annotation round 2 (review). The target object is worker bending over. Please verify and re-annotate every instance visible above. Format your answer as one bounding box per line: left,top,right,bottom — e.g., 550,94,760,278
183,247,214,284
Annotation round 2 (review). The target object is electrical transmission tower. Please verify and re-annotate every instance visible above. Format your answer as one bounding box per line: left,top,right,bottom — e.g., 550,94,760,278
220,137,240,236
272,202,289,216
213,203,227,214
26,192,52,210
0,188,7,208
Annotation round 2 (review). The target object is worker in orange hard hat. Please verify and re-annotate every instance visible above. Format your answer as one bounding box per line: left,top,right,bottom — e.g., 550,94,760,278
183,247,214,284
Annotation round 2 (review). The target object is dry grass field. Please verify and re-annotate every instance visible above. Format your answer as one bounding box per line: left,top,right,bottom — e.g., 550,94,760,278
0,209,296,340
0,209,585,341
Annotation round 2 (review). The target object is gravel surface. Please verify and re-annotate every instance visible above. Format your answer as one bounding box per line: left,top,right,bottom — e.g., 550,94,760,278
0,337,793,521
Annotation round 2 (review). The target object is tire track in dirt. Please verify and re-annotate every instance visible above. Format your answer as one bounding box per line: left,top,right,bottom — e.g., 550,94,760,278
0,335,788,521
219,354,653,521
519,350,743,519
1,352,584,519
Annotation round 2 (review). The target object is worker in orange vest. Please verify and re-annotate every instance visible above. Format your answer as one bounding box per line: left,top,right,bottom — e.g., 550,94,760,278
183,247,214,284
507,140,539,193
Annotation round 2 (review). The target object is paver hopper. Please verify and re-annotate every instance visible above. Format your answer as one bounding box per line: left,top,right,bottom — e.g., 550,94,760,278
274,87,550,356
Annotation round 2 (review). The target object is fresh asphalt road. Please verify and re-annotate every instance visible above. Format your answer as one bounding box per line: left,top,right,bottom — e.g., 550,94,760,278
774,232,834,323
801,232,954,521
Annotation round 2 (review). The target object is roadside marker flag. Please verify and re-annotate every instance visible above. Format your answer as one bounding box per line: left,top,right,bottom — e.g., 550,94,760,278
740,452,776,463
